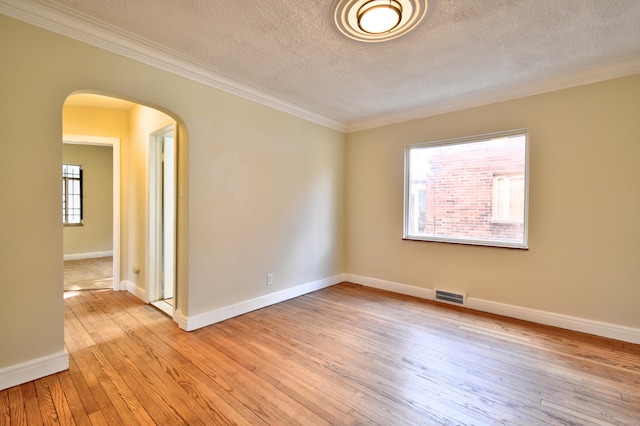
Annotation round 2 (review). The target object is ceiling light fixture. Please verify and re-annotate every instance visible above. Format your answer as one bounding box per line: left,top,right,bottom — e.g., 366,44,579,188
357,1,402,34
333,0,428,42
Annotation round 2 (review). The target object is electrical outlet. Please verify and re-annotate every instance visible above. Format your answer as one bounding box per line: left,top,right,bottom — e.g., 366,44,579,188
267,273,274,285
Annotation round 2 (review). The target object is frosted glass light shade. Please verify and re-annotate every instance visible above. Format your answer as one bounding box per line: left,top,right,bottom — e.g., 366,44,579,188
332,0,428,43
358,1,402,34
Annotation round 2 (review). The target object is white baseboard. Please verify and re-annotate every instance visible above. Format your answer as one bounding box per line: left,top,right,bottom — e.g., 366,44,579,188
344,274,640,345
0,351,69,391
125,280,147,302
115,280,128,292
63,251,113,261
174,309,188,330
180,274,345,331
467,298,640,345
345,274,435,300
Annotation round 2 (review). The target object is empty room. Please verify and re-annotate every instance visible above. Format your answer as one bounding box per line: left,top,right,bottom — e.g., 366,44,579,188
1,0,639,424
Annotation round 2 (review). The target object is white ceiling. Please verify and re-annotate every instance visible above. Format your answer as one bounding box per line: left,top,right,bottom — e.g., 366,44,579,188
3,0,640,131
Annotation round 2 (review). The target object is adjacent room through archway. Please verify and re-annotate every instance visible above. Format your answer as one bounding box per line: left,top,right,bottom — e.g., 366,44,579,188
62,92,183,320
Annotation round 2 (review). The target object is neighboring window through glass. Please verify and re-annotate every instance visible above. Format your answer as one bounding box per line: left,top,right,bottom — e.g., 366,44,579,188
404,130,529,248
493,175,525,223
62,164,83,225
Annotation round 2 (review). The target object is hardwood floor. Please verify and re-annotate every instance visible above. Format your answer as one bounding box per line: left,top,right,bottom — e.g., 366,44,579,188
63,257,113,291
2,283,639,425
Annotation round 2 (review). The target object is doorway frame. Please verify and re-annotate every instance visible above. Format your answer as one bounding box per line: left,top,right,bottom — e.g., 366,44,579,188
63,134,121,291
148,123,177,316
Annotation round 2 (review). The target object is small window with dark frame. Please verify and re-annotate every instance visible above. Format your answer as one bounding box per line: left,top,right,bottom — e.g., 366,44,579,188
62,164,83,225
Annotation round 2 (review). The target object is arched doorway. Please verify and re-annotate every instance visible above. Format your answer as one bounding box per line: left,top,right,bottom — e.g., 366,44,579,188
62,92,186,321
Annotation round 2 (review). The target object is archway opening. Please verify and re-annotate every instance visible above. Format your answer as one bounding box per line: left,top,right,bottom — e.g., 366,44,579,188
62,91,187,322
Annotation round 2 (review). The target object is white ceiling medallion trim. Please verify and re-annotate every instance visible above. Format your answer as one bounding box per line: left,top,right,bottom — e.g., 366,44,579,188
332,0,428,42
0,0,345,132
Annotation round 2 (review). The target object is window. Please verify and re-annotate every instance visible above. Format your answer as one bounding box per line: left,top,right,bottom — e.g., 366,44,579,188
493,175,525,223
404,129,529,248
62,164,83,225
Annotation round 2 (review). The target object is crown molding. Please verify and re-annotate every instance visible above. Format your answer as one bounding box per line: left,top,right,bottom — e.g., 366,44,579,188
346,55,640,132
0,0,346,132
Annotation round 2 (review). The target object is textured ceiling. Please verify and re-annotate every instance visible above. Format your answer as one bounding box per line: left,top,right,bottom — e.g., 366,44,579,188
3,0,640,130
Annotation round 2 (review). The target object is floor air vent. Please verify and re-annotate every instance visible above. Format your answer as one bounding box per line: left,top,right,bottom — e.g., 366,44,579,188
434,289,466,306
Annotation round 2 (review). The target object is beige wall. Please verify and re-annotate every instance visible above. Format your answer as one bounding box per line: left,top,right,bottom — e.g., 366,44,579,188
62,144,113,256
63,105,129,139
187,100,346,313
346,74,640,329
125,104,175,297
0,15,346,371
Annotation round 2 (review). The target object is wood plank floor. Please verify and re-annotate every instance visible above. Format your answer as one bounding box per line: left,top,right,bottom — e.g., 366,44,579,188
2,283,639,425
63,257,113,291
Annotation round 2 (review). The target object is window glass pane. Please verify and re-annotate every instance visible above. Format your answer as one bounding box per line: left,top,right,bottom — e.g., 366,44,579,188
405,131,528,248
62,164,82,224
70,180,79,195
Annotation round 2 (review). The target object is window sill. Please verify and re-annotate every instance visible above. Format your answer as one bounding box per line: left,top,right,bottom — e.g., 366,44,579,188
403,235,528,249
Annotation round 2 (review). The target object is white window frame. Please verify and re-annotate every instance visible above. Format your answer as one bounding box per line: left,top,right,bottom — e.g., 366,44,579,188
403,129,530,249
